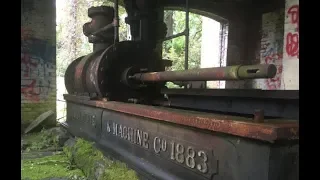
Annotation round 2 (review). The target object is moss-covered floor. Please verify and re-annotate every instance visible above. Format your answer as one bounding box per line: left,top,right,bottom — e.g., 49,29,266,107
21,154,86,180
22,130,86,180
63,139,139,180
22,128,139,180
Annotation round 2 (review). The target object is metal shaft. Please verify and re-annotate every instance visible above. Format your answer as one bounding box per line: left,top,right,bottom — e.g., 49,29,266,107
131,64,277,82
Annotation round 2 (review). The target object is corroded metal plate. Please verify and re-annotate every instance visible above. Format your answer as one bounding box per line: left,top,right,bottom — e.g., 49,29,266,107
65,95,299,180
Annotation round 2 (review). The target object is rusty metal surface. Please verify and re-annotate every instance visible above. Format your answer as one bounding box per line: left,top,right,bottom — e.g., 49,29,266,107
161,88,299,100
74,53,95,94
253,109,264,123
64,94,299,142
131,64,276,82
65,100,299,180
85,48,111,97
156,91,299,120
64,56,83,94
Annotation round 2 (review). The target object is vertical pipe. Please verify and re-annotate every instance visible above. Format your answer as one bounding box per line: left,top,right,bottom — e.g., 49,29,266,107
114,0,119,43
185,0,189,70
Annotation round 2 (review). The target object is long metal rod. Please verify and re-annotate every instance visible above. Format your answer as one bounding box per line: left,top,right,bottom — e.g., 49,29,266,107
92,22,114,36
162,31,185,41
114,0,119,43
130,64,277,82
185,0,189,71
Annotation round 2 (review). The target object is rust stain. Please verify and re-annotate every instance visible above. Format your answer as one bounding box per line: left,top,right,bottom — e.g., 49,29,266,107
64,95,299,142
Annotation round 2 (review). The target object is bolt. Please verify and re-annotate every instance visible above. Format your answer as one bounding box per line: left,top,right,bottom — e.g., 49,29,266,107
253,109,264,123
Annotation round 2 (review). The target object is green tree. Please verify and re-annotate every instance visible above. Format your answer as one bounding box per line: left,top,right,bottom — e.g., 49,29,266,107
57,3,203,82
56,0,128,77
163,10,202,72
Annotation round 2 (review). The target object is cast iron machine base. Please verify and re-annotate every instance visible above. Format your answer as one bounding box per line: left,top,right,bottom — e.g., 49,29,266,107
63,1,299,180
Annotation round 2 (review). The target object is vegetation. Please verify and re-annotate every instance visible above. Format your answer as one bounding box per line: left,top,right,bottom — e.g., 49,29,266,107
23,129,60,152
22,130,85,180
21,154,86,180
22,130,139,180
56,0,203,78
63,138,139,180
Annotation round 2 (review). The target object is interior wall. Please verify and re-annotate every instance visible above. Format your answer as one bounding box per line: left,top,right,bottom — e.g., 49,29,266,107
200,17,225,89
21,0,57,129
252,0,299,90
256,9,285,90
282,0,299,90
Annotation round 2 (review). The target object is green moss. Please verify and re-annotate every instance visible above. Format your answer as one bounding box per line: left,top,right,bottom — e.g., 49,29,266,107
21,91,57,130
21,98,56,120
102,161,139,180
64,139,139,180
21,154,85,180
23,130,59,151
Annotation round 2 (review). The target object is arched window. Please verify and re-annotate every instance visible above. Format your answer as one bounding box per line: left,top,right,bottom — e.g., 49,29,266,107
162,9,229,89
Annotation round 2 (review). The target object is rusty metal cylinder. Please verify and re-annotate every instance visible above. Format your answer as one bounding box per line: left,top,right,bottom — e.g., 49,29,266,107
83,6,115,52
130,64,277,82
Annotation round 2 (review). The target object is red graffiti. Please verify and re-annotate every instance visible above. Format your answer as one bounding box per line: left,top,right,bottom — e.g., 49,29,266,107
264,53,283,90
21,27,33,41
21,80,40,102
287,5,299,31
285,5,299,58
286,33,299,57
21,54,38,77
215,70,225,79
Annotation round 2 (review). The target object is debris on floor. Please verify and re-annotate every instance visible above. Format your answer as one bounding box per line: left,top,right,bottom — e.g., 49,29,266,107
24,110,55,134
22,126,139,180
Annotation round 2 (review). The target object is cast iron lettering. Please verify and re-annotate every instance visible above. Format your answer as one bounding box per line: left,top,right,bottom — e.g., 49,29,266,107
71,111,96,128
103,120,212,175
108,122,150,149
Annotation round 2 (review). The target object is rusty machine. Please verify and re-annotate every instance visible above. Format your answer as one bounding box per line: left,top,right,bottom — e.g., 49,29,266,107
63,0,299,180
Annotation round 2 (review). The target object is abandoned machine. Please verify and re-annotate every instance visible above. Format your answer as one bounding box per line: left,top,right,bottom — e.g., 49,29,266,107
63,0,299,179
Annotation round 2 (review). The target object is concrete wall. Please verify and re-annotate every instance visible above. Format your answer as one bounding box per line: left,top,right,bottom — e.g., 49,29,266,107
200,17,225,89
257,9,285,90
254,0,299,90
282,0,299,90
21,0,56,128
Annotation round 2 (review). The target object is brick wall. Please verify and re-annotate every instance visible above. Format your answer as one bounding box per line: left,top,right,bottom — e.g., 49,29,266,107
21,0,56,129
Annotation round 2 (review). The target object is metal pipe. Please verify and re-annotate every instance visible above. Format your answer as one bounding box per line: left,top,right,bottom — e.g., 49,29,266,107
114,0,119,43
161,31,185,42
91,22,114,36
185,0,189,71
130,64,277,82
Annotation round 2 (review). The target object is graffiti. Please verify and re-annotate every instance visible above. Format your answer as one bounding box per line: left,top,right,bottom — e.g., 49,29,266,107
259,11,284,90
261,33,283,58
21,80,40,102
264,53,283,90
287,5,299,32
285,5,299,58
21,27,55,103
21,28,33,41
286,33,299,57
21,53,38,77
21,53,55,103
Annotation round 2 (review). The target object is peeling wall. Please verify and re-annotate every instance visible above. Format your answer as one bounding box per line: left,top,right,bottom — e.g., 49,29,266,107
254,0,299,90
257,10,285,90
282,0,299,90
21,0,56,128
